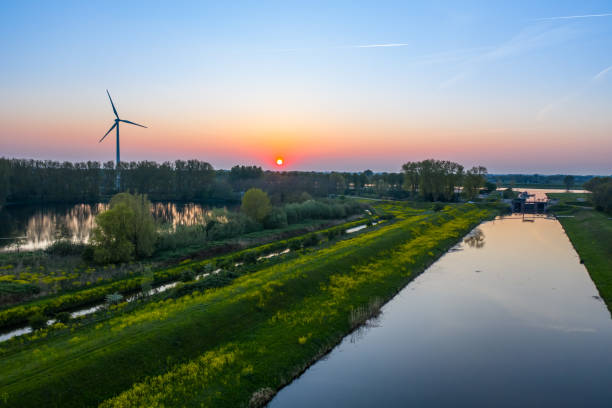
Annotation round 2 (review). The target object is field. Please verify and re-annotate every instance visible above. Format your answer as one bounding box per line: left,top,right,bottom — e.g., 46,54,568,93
548,193,612,313
0,202,496,407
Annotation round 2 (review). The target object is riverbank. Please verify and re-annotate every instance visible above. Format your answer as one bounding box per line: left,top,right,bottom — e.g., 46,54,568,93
548,193,612,314
0,203,496,407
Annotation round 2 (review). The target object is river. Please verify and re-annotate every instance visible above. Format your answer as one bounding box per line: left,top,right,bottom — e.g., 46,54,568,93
269,215,612,407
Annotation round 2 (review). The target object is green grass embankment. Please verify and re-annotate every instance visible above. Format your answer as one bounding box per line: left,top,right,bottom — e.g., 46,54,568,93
0,204,495,407
0,217,373,330
548,193,612,313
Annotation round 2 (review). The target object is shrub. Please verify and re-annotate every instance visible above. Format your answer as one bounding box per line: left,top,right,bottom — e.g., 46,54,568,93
288,239,303,251
56,311,71,324
243,251,258,264
180,269,196,282
303,234,320,247
263,208,288,229
433,202,444,212
241,188,271,222
28,313,47,330
45,240,86,256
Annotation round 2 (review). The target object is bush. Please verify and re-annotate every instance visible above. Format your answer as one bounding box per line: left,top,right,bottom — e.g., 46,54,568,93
243,251,258,264
55,311,71,324
263,208,288,229
283,199,366,224
28,313,47,330
288,239,303,251
303,234,320,247
326,229,338,240
45,240,86,256
180,269,196,282
433,202,444,212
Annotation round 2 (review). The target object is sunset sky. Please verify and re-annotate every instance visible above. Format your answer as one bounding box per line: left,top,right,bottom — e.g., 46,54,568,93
1,1,611,174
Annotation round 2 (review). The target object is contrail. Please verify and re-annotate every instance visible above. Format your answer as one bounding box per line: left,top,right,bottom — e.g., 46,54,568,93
350,43,409,48
593,65,612,80
534,12,612,21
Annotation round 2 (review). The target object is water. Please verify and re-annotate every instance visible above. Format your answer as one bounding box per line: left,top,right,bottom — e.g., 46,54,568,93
270,216,612,407
497,187,588,200
0,202,233,251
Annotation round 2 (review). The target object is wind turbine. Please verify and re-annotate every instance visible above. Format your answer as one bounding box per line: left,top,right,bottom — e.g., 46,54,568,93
99,90,147,189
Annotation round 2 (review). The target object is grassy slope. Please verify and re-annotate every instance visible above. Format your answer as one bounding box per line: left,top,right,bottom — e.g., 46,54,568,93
548,193,612,313
0,218,370,329
0,204,494,407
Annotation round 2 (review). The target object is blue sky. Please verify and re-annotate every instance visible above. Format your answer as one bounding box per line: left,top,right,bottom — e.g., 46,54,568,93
1,1,611,173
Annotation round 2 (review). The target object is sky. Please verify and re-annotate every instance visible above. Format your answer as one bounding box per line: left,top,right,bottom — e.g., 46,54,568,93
0,1,611,174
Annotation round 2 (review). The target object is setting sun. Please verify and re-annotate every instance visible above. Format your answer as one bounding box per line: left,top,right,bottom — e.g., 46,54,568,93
276,158,284,166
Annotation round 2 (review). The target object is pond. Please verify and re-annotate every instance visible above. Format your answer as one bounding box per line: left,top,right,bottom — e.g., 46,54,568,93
0,202,234,252
269,215,612,407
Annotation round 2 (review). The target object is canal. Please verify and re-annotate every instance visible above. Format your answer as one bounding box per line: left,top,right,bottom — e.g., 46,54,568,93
269,215,612,407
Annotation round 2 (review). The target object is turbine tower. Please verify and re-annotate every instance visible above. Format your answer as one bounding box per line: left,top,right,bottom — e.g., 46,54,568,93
99,90,147,189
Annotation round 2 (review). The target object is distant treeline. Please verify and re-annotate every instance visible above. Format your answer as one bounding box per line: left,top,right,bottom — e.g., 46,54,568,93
0,158,405,207
1,157,598,208
487,174,595,187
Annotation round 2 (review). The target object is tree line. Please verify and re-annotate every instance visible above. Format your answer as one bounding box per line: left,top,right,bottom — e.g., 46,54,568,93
0,157,497,208
0,158,407,207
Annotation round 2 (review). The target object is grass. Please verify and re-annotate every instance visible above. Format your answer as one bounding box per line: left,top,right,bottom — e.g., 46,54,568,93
548,193,612,313
0,203,495,407
0,217,374,330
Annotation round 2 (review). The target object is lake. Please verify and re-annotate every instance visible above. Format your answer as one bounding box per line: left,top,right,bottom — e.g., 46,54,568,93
0,202,231,252
269,215,612,407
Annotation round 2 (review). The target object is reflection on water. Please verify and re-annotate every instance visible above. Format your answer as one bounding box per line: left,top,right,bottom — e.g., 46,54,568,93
0,202,230,251
496,187,588,201
463,228,485,248
270,217,612,408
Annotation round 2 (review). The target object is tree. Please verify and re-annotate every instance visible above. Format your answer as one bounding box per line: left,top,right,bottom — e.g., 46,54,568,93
401,159,465,201
585,177,612,214
564,175,575,191
91,192,156,263
241,188,271,223
463,166,487,200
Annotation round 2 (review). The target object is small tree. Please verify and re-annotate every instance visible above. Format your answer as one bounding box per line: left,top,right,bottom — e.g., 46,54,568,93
241,188,271,223
91,192,156,264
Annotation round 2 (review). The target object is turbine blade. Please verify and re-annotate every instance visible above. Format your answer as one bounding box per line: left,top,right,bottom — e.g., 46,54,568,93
99,122,117,142
106,89,119,118
120,119,147,128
